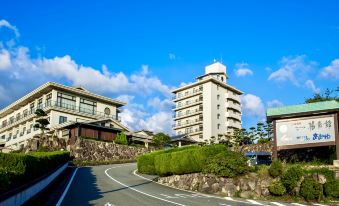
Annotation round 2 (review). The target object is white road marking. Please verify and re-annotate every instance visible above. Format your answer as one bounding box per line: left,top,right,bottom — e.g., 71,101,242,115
160,194,180,199
104,202,115,206
56,167,79,206
219,203,232,206
270,202,286,206
105,166,186,206
224,197,248,204
247,199,264,205
313,204,328,206
292,203,308,206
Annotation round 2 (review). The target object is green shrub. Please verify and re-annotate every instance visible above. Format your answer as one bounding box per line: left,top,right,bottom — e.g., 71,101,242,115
300,177,323,201
269,181,286,196
137,144,227,175
281,165,304,193
202,150,249,177
115,132,128,145
0,151,70,194
324,180,339,198
269,160,283,178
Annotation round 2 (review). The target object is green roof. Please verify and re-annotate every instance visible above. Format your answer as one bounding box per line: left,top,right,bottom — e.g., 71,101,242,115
266,100,339,117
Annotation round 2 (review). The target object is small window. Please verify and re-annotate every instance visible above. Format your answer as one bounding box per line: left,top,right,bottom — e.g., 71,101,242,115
217,104,220,109
217,124,221,129
104,107,111,115
217,114,220,119
59,116,67,124
221,77,224,81
217,94,220,100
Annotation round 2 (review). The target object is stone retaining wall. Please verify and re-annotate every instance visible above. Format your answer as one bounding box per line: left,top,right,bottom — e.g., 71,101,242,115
25,137,153,161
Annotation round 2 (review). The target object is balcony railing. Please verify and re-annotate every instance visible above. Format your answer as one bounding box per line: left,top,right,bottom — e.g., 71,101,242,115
0,100,121,130
173,87,203,101
173,96,203,110
172,117,203,128
174,107,203,119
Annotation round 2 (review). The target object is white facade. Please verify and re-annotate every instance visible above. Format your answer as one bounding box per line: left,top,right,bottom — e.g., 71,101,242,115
0,82,125,151
172,62,243,142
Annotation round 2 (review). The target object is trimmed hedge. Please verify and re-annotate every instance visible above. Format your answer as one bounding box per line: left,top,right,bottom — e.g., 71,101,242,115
0,151,70,194
202,150,249,177
137,145,200,174
137,145,227,176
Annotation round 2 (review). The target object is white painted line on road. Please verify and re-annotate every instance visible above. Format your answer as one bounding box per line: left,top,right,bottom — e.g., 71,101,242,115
270,202,286,206
224,197,248,204
56,167,79,206
247,199,264,205
219,203,232,206
313,204,328,206
292,203,308,206
105,166,186,206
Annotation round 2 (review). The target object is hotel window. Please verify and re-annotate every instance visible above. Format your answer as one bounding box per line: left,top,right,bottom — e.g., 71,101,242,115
80,98,97,114
217,104,220,109
217,124,220,129
1,135,4,140
178,92,182,98
217,114,220,119
59,116,67,124
46,93,52,106
16,113,21,121
9,116,14,124
23,109,28,117
217,85,219,90
30,103,35,113
57,92,76,110
186,110,190,115
178,102,182,107
221,76,224,81
217,94,220,100
104,107,111,116
8,133,12,140
177,120,181,126
37,98,43,109
2,120,7,127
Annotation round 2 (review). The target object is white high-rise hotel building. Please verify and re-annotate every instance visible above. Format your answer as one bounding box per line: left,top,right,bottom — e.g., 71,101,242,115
172,62,243,142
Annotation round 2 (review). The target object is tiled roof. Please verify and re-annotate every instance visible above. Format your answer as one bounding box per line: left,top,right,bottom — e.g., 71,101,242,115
266,100,339,117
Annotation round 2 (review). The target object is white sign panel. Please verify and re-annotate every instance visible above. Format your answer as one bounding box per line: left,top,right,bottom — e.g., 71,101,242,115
276,115,335,147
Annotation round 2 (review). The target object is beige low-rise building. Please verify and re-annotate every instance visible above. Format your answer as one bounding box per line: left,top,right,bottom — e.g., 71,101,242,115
0,82,126,151
172,62,243,143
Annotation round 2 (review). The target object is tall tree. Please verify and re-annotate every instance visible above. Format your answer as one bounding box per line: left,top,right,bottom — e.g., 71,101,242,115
33,109,50,137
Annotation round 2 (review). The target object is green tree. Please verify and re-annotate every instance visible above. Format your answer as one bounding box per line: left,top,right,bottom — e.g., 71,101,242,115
33,109,50,137
305,88,338,103
152,133,171,147
115,131,128,145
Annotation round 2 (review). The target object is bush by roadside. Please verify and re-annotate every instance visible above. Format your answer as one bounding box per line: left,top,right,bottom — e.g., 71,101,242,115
138,144,248,177
0,151,70,194
202,150,249,177
268,181,286,196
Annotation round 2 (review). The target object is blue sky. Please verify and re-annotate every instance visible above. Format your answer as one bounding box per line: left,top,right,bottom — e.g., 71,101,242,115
0,0,338,134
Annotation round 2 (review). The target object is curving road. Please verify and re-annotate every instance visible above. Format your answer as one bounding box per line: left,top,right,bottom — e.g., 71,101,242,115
58,163,320,206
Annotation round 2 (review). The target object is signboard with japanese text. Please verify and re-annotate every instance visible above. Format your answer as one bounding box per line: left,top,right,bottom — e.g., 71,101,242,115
276,115,335,147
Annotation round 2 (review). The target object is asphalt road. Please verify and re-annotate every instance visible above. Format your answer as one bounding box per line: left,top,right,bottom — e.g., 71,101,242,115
58,163,322,206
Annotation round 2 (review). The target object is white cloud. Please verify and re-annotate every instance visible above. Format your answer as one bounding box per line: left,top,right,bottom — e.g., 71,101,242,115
0,49,11,70
241,94,265,118
148,97,174,111
0,19,20,37
116,95,135,104
139,112,173,135
320,59,339,79
268,55,316,86
305,80,320,93
169,53,176,60
234,63,253,77
267,100,284,108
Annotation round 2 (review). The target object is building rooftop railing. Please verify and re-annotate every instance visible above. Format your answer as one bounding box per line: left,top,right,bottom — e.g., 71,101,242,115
0,100,121,131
